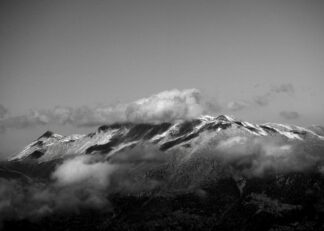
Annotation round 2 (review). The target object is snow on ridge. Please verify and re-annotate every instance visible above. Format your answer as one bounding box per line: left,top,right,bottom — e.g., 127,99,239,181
10,115,324,161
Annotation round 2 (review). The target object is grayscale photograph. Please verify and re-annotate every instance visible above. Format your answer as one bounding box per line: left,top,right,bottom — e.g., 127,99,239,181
1,0,324,230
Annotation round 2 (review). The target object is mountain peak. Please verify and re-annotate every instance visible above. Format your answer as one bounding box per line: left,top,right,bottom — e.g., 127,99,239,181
37,131,63,140
199,114,235,122
37,131,54,140
216,115,235,122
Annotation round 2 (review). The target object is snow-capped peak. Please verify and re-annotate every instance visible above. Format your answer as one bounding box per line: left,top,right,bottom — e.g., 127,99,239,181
199,114,235,122
9,115,324,162
37,131,63,140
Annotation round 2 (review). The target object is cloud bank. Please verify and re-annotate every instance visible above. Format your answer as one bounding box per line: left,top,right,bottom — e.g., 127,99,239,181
0,84,299,132
0,89,220,131
213,135,324,177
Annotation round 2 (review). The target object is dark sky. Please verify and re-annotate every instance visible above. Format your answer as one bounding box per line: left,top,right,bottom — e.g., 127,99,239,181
1,0,324,155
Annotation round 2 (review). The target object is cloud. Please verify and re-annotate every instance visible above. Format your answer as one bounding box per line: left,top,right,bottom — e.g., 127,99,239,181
271,84,294,94
0,85,296,130
0,155,116,223
0,105,8,119
279,111,300,120
227,101,249,111
254,83,294,107
52,155,116,188
0,89,221,131
214,136,293,176
254,95,271,107
227,83,295,111
1,134,324,223
0,178,112,223
0,111,49,130
211,135,324,177
0,145,168,222
253,84,294,107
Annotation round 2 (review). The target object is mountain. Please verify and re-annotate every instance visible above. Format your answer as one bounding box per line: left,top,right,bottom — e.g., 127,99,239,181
10,115,324,162
2,115,324,231
309,125,324,136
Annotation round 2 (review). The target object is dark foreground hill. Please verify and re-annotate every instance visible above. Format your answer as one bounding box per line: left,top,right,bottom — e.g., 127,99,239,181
1,160,324,231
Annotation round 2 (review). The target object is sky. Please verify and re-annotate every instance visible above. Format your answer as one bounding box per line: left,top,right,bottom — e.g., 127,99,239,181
0,0,324,155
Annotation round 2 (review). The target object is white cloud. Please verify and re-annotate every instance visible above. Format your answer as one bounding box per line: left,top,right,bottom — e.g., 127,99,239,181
52,155,116,188
0,89,221,130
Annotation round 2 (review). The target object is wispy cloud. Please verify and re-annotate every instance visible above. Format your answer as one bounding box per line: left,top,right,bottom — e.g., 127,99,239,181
0,104,8,119
271,84,294,94
253,83,294,107
279,111,300,120
227,83,295,111
227,101,249,111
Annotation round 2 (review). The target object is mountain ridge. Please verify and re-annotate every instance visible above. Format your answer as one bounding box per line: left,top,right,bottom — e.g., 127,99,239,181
10,114,324,162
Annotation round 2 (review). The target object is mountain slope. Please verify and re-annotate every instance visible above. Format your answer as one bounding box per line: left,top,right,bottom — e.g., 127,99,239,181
10,115,324,162
3,115,324,231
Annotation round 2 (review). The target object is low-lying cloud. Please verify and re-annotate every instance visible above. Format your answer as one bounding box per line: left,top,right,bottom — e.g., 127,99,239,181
0,144,169,223
1,134,324,224
0,156,116,224
0,89,220,132
52,155,116,188
213,135,323,177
